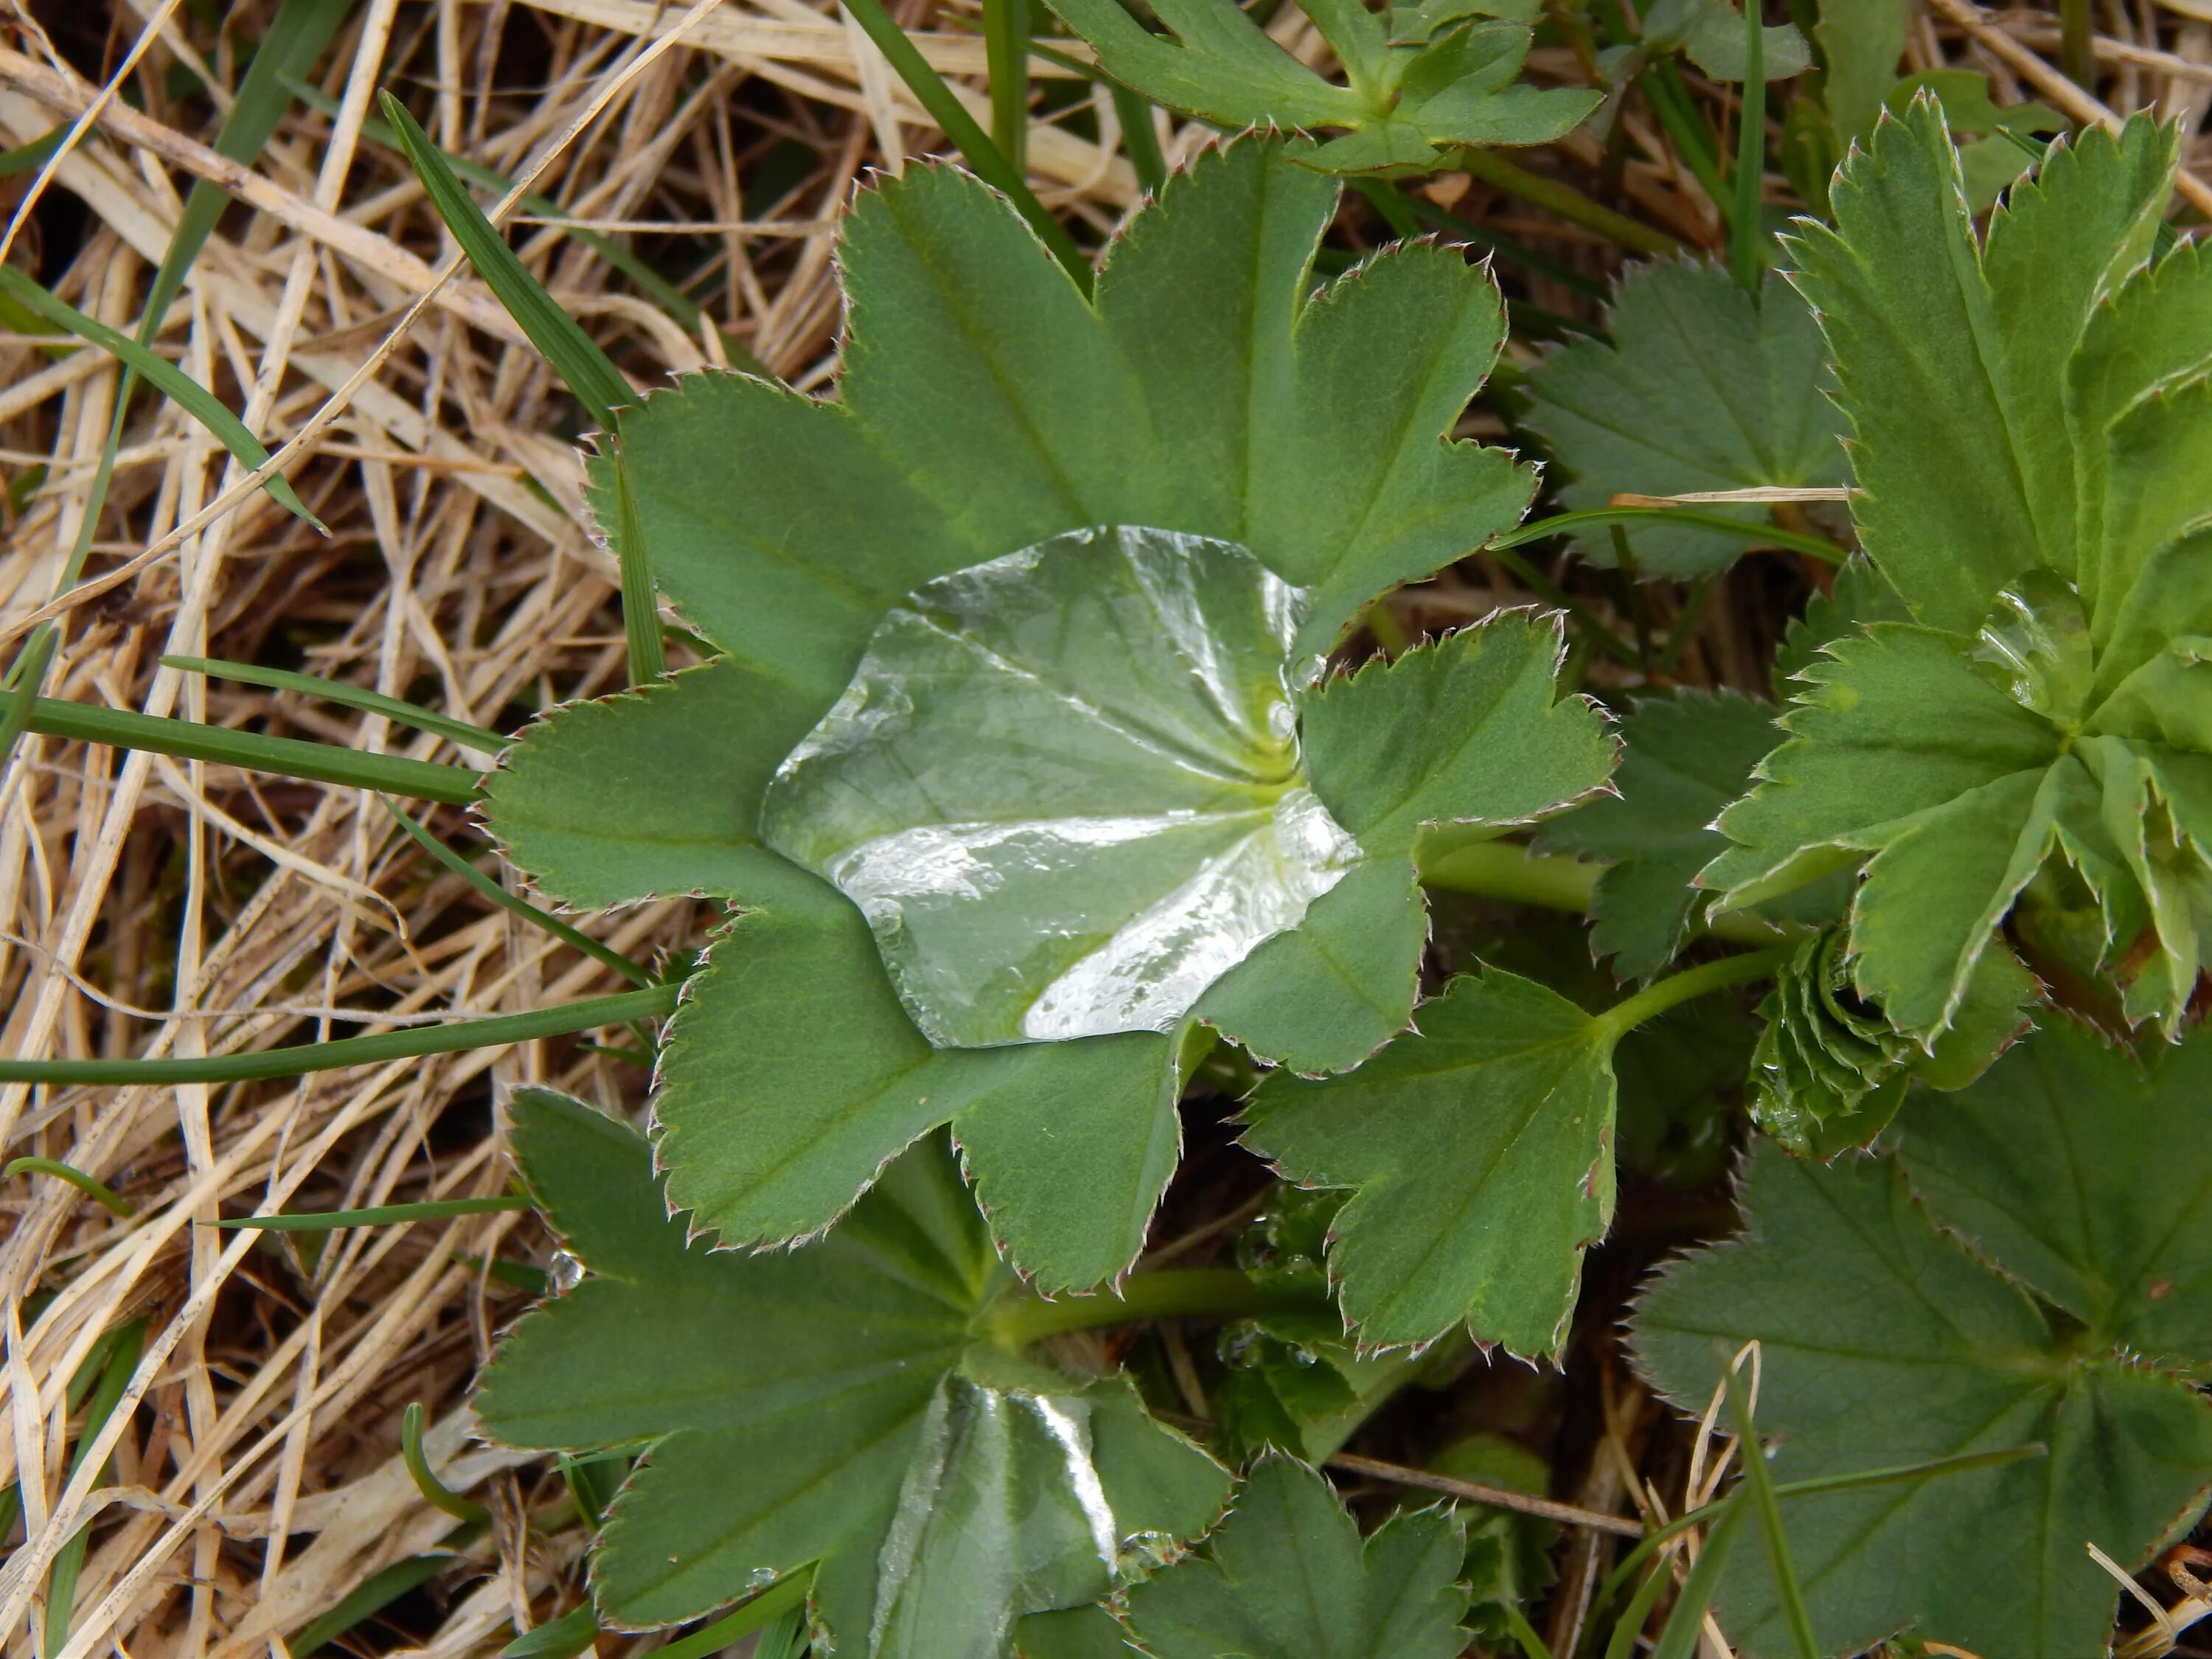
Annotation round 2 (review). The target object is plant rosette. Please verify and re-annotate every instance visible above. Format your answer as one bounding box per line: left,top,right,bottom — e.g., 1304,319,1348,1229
482,138,1617,1298
1698,104,2212,1048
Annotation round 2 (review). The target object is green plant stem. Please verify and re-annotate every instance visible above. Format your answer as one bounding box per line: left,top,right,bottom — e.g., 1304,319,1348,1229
987,1268,1329,1346
1111,82,1167,194
0,686,482,801
983,0,1032,173
214,1195,535,1231
1456,146,1687,257
609,448,666,684
1724,1356,1822,1659
2059,0,2095,88
1486,546,1644,669
653,1575,813,1659
1493,507,1846,564
1644,63,1728,221
1596,944,1795,1041
1650,1489,1746,1659
164,655,508,753
382,799,653,987
403,1401,493,1525
1729,0,1766,291
4,1157,136,1217
0,984,677,1085
837,0,1092,290
1419,841,1804,950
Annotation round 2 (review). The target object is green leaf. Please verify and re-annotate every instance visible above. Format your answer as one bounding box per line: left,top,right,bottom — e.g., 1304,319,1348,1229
0,267,319,526
1814,0,1906,142
1119,1457,1472,1658
1638,0,1809,83
652,866,1185,1293
477,1093,1228,1646
1631,1071,2212,1658
486,660,835,910
1896,1017,2212,1360
1708,563,2212,1038
1519,264,1848,576
1784,102,2174,632
380,93,631,433
1035,0,1596,175
1770,554,1911,693
759,527,1360,1049
1536,689,1779,978
1301,611,1615,859
1240,968,1615,1355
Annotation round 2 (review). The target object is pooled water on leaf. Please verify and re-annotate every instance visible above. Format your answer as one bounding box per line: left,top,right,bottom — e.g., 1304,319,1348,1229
761,526,1361,1047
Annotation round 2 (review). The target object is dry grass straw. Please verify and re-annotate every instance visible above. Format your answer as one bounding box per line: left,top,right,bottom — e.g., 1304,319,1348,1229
0,0,2207,1652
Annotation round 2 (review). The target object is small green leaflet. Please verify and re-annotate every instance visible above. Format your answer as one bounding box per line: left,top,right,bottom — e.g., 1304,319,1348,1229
1519,265,1848,577
1707,114,2212,1040
1632,1020,2212,1659
1240,968,1618,1356
1883,70,2065,212
483,139,1589,1293
1037,0,1596,175
476,1093,1227,1649
1632,0,1809,83
1118,1457,1472,1658
1705,572,2212,1040
1536,690,1781,978
1784,102,2174,633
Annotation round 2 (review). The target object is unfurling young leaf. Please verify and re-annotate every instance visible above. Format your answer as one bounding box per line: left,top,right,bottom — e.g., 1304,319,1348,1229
1703,105,2212,1041
483,139,1613,1294
1034,0,1598,175
1119,1457,1472,1658
1519,264,1848,577
476,1092,1228,1649
1632,1018,2212,1659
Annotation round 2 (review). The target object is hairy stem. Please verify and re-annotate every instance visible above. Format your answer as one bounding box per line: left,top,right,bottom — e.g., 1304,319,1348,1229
986,1267,1329,1346
1596,944,1794,1041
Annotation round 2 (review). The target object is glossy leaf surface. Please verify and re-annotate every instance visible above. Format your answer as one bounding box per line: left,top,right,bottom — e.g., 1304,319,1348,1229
1521,268,1845,576
1119,1458,1471,1658
476,1093,1227,1646
1038,0,1596,174
762,527,1352,1047
1633,1032,2212,1658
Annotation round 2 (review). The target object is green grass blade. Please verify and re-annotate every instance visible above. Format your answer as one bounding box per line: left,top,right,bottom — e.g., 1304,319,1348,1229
0,123,66,178
380,799,652,986
1730,0,1766,291
282,74,773,379
837,0,1093,291
403,1402,493,1523
164,655,509,753
984,0,1033,172
44,1319,146,1653
1490,505,1846,563
653,1574,814,1659
0,268,320,527
502,1606,599,1658
0,984,677,1085
1500,1604,1556,1659
1723,1355,1821,1659
290,1553,458,1655
1110,81,1166,195
380,91,633,432
751,1606,808,1659
1602,1557,1678,1659
147,0,358,341
0,686,481,802
608,445,666,684
1649,1489,1746,1659
4,1157,136,1217
212,1196,535,1231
